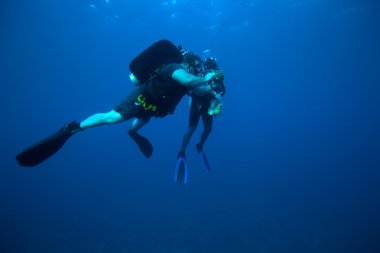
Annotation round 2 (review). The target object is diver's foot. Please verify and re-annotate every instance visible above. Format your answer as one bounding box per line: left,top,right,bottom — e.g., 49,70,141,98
62,121,82,135
177,151,186,159
196,143,203,153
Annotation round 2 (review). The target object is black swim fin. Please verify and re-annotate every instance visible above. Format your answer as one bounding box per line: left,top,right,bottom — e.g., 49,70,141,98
174,153,188,184
128,130,153,158
16,121,81,167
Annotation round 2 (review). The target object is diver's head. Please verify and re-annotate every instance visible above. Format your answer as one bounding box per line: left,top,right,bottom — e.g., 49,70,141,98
178,45,202,74
203,57,218,70
182,51,202,75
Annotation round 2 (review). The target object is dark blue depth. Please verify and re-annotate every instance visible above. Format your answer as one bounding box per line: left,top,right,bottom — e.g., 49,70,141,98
1,0,379,252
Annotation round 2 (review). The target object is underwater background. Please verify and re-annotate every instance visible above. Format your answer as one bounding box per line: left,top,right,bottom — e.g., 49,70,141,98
1,0,379,252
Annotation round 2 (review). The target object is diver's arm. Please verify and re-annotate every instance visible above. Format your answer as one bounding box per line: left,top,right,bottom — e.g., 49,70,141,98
172,69,215,88
191,85,222,100
190,85,213,96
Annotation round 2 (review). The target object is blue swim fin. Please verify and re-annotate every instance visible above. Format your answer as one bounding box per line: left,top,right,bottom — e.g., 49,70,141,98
174,156,188,184
200,151,212,171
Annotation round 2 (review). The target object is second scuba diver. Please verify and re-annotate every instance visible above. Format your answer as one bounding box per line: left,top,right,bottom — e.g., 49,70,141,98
174,52,226,183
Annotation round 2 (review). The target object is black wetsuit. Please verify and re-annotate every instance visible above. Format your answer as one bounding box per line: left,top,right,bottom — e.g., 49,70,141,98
189,94,214,128
114,63,187,121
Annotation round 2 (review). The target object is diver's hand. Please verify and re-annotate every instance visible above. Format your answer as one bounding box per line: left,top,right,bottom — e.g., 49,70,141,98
204,72,216,83
213,70,224,81
214,93,222,102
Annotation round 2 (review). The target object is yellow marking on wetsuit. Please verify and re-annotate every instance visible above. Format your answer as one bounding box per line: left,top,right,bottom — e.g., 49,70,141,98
137,94,157,112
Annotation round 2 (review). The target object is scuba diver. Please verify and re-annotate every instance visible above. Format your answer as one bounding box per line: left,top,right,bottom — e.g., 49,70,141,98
174,53,225,184
16,40,223,168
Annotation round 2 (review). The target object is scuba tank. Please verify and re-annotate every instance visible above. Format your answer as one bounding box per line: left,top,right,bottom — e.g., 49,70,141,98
129,39,183,83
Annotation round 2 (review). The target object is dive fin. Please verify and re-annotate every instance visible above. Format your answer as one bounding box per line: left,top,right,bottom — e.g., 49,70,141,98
128,130,153,158
174,156,188,184
16,121,81,167
196,144,211,171
201,151,212,171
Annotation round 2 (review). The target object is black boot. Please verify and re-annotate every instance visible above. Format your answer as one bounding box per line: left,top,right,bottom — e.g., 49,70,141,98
61,121,82,136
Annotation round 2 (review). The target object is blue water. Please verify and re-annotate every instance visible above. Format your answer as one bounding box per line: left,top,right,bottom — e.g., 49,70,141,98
1,0,380,252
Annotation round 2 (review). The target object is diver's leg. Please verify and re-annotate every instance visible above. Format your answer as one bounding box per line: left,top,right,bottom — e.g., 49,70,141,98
196,114,213,153
16,110,124,167
127,118,148,135
79,110,124,129
127,118,153,158
179,125,197,156
179,100,200,156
